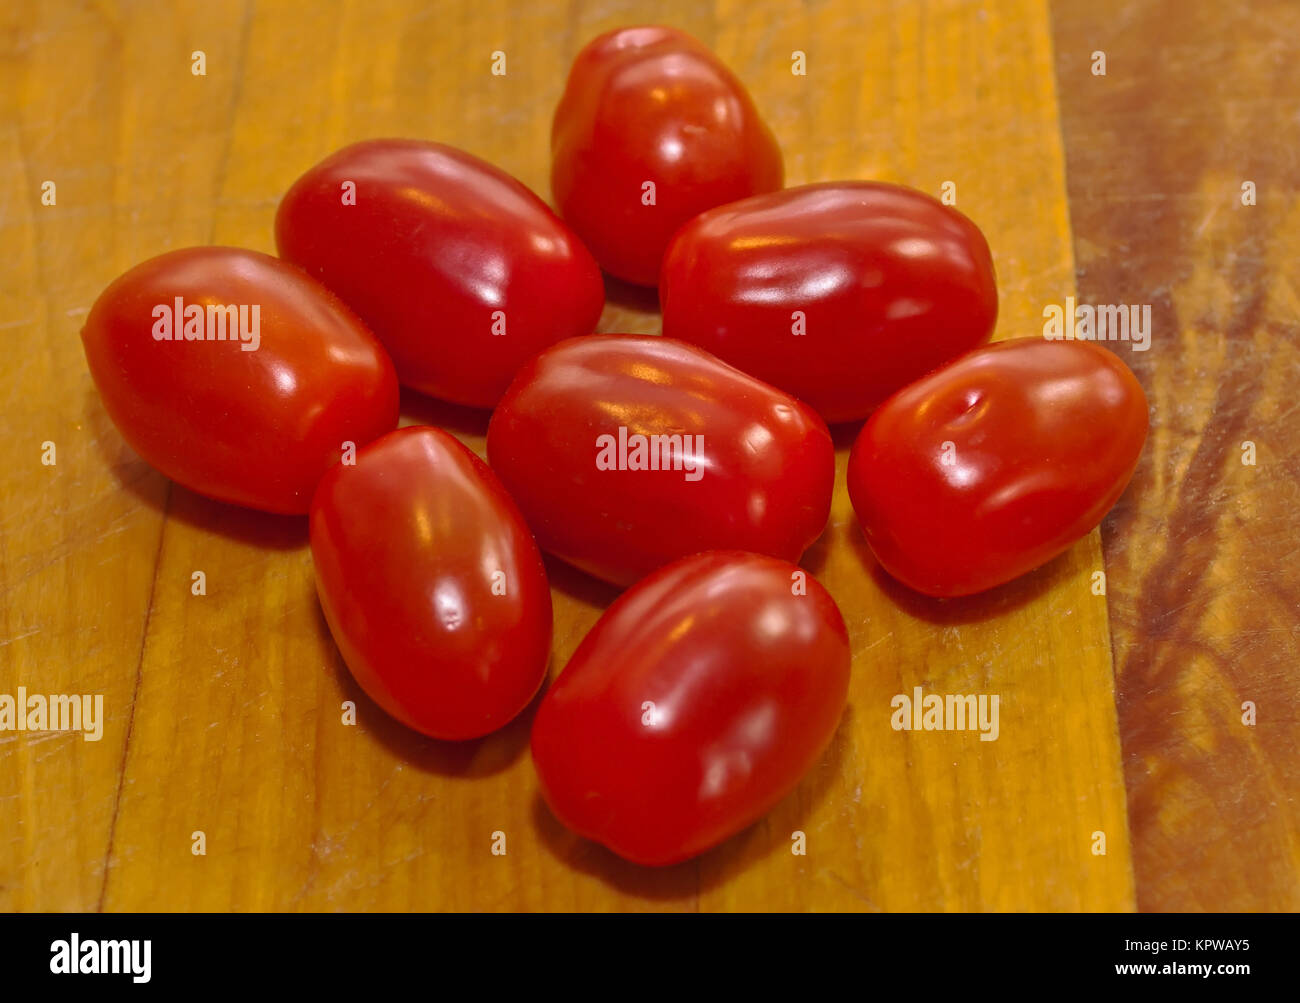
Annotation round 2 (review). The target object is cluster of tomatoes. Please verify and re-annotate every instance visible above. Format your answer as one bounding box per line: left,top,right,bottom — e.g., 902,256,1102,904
80,27,1147,867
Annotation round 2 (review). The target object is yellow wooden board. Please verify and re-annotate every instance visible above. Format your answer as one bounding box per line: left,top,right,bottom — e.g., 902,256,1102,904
0,0,1134,911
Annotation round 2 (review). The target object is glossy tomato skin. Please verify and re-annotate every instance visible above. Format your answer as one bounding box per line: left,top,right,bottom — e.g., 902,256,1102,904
661,182,998,424
276,139,605,408
551,26,783,286
486,335,834,588
81,246,398,514
310,426,553,740
847,338,1148,597
532,551,850,866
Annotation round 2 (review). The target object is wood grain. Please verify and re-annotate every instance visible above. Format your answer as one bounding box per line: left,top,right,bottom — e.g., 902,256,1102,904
0,0,1134,911
1051,0,1300,912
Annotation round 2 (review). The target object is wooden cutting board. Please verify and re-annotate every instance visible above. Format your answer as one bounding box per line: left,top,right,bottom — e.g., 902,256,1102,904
1053,0,1300,913
0,0,1137,910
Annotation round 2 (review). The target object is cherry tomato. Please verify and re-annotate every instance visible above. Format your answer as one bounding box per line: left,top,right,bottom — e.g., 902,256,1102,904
486,335,834,588
532,550,850,866
847,338,1148,597
551,26,783,286
661,182,998,423
276,139,605,408
310,426,552,740
80,246,398,514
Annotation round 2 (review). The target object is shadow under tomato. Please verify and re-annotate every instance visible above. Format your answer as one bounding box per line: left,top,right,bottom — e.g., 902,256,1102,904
846,518,1074,626
530,793,704,900
828,417,867,450
313,596,540,778
86,385,310,550
542,552,623,609
798,515,838,581
530,702,850,899
108,461,308,551
398,385,492,439
600,272,661,316
697,703,851,889
171,485,309,549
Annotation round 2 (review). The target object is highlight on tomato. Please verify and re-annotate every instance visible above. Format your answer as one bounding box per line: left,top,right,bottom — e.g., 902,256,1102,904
661,181,998,424
531,550,851,866
551,25,783,286
310,426,553,740
486,335,835,588
276,139,604,408
847,337,1148,597
80,246,399,515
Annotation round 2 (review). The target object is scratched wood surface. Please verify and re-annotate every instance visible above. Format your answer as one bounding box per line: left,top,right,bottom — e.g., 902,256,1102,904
0,0,1143,911
1052,0,1300,912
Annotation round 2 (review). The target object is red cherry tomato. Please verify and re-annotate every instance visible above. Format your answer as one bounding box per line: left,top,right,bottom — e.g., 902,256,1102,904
661,182,998,423
532,550,850,866
487,335,834,588
847,338,1148,597
310,426,552,740
551,26,783,286
276,139,605,408
80,246,398,514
